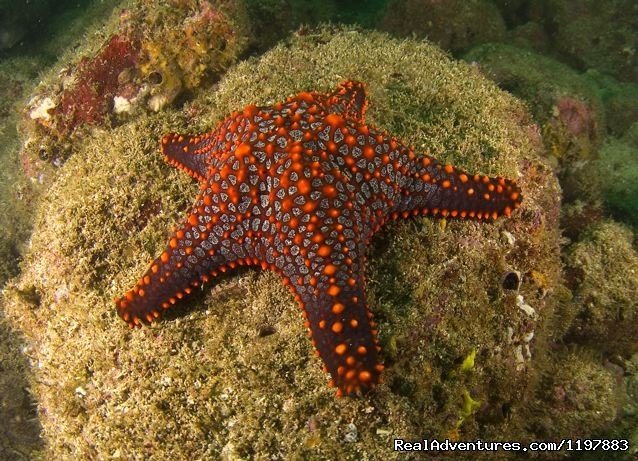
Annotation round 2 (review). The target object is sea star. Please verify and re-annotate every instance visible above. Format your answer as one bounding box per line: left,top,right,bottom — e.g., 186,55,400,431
116,80,522,396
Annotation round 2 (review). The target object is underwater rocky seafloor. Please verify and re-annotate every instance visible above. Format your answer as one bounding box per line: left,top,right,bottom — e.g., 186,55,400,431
0,1,636,460
0,27,611,459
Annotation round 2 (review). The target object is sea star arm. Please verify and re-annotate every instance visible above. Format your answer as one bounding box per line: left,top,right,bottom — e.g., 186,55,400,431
282,234,383,396
397,151,522,220
160,132,217,183
115,191,236,327
313,80,368,124
333,122,523,229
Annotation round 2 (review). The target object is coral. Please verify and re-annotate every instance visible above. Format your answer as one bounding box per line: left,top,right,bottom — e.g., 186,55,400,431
564,222,638,356
2,28,570,459
380,0,507,54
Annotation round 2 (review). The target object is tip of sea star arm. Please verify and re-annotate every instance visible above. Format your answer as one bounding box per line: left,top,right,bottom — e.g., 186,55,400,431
161,132,212,183
291,271,384,397
115,264,195,327
114,254,188,328
408,156,524,221
114,216,232,327
115,258,200,328
324,80,368,124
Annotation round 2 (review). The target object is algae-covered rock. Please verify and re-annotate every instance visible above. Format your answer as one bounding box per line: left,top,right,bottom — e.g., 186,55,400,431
594,138,638,227
583,70,638,138
463,43,606,205
543,0,638,83
245,0,339,49
617,354,638,458
21,0,251,167
0,314,43,459
504,21,551,54
0,56,47,287
569,352,638,461
533,349,619,438
463,44,605,160
380,0,507,54
2,28,577,459
564,222,638,356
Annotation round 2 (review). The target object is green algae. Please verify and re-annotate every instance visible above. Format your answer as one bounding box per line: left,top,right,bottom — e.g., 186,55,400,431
543,0,638,83
594,138,638,227
462,43,611,210
379,0,507,55
0,27,603,459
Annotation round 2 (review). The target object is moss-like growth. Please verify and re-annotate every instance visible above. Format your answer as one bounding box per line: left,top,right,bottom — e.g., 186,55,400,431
380,0,507,54
0,56,46,286
0,313,43,458
21,0,251,168
463,43,606,205
560,200,605,242
543,0,638,83
568,352,638,461
583,70,638,138
616,354,638,458
594,138,638,227
564,222,638,356
504,21,551,54
463,43,605,159
533,349,619,438
2,28,575,459
623,122,638,148
136,0,250,111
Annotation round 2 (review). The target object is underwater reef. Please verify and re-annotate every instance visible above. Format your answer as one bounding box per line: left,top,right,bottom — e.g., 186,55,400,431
0,0,637,459
2,26,584,459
